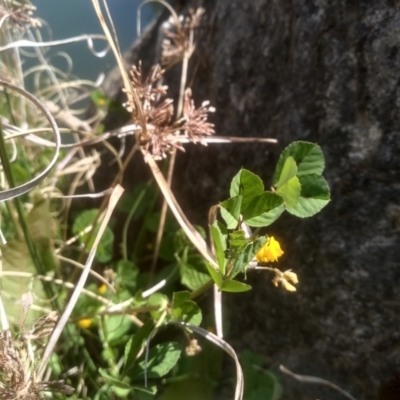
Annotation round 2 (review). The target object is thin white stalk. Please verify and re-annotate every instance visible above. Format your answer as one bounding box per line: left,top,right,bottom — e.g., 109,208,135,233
146,155,218,270
0,34,109,57
280,365,358,400
37,185,124,381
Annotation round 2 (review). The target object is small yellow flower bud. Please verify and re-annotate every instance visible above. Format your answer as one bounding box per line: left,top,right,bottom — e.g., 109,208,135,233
98,284,107,295
78,319,92,329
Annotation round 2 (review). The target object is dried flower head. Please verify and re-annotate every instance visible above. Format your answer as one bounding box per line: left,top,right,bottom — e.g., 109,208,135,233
124,64,167,110
22,311,58,343
124,64,215,160
161,8,205,68
182,88,215,143
0,4,41,30
185,339,202,356
0,330,73,399
271,269,299,292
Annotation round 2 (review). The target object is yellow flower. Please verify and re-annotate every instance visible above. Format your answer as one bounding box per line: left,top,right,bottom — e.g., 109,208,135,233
98,284,107,295
78,318,92,329
255,236,284,263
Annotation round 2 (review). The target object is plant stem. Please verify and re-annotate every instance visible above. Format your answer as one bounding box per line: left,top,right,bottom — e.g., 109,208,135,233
189,279,214,300
121,183,148,260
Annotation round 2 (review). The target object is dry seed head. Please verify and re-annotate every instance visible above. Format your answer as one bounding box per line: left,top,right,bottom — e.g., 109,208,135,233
124,64,167,108
182,88,215,143
124,64,215,160
185,339,202,356
271,269,299,292
0,4,41,30
161,8,205,68
0,306,73,399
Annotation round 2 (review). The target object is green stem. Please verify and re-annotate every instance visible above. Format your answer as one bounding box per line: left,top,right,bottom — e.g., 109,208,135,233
189,279,214,300
132,182,158,260
121,183,148,260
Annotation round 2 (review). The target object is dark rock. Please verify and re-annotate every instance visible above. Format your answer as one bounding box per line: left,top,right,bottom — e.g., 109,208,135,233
102,1,400,398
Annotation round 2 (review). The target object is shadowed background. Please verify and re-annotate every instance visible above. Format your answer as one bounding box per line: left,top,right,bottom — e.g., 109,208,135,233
101,1,400,399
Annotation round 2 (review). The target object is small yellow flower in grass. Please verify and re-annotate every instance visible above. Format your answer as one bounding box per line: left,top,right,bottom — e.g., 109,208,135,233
78,318,92,329
98,284,107,295
256,236,284,263
272,269,299,292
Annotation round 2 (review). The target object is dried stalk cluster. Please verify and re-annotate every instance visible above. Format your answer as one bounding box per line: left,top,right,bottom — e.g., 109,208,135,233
0,312,73,399
123,7,214,160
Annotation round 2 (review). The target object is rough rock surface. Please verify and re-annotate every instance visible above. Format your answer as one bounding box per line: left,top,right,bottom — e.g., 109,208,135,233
103,1,400,399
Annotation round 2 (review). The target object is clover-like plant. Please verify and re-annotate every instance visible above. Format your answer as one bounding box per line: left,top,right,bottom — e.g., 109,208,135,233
207,141,330,293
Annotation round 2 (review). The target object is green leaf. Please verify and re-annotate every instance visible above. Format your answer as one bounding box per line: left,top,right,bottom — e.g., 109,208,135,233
229,230,249,248
276,176,301,208
27,198,57,239
27,198,60,272
172,291,190,302
113,386,133,398
72,209,114,263
145,211,175,233
0,199,59,320
179,254,210,291
220,195,242,229
99,368,131,390
116,260,139,295
243,192,285,227
210,221,227,274
10,163,30,186
103,314,132,344
147,293,169,319
206,263,222,288
230,169,264,210
117,183,154,215
286,174,330,217
221,280,252,293
172,291,202,326
132,385,157,396
131,342,182,379
0,240,45,321
274,156,298,188
298,174,330,199
240,350,283,400
124,321,155,373
273,141,325,183
244,205,285,228
231,236,266,278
